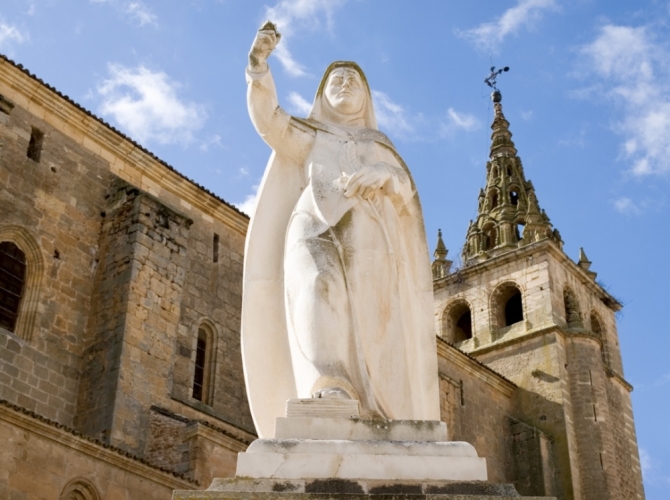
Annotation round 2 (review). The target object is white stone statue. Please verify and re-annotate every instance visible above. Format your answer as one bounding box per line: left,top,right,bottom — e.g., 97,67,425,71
241,21,440,438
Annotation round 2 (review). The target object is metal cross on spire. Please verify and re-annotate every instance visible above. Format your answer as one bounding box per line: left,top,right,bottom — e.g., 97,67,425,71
484,66,510,92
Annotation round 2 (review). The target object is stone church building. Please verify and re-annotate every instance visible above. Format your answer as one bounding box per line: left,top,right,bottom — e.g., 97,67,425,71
0,54,644,499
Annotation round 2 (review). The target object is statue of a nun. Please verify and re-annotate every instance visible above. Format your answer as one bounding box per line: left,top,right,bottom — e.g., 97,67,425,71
242,22,440,438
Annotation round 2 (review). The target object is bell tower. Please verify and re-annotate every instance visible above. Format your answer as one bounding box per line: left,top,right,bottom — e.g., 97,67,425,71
433,89,644,500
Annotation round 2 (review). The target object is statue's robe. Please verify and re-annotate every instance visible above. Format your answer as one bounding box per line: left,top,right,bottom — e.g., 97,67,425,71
242,63,439,438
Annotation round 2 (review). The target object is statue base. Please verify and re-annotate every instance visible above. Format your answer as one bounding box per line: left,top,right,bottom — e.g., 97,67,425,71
172,477,554,499
172,409,555,499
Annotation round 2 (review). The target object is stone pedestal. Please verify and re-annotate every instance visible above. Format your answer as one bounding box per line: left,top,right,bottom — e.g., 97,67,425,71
173,402,555,499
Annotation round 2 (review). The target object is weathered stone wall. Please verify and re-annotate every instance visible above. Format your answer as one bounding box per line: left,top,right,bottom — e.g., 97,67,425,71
171,211,252,433
436,340,517,485
0,401,196,499
0,98,110,427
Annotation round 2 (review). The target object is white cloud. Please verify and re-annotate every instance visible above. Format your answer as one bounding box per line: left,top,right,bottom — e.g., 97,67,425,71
372,90,414,138
613,197,641,216
96,63,207,145
520,110,534,121
287,91,312,116
0,21,27,51
199,134,222,152
90,0,158,27
263,0,347,76
441,108,481,135
458,0,558,52
125,2,158,27
236,184,260,217
579,24,670,176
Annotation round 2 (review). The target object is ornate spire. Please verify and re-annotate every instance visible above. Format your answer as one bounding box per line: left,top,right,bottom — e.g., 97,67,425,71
432,229,452,279
462,91,562,265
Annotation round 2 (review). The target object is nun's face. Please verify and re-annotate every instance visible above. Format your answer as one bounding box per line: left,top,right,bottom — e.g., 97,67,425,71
324,68,365,116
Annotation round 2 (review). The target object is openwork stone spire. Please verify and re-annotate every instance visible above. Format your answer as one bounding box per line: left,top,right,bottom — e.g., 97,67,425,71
462,90,562,265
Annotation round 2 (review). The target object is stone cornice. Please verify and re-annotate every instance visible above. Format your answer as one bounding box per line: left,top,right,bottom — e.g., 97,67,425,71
435,239,622,311
0,400,198,489
184,422,249,453
436,337,516,398
0,54,249,236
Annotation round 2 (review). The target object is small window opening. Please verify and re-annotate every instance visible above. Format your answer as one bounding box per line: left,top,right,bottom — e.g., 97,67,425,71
491,192,499,208
504,290,523,326
0,241,26,332
515,223,525,242
510,190,519,206
213,233,219,263
27,127,44,162
492,166,499,178
192,329,208,402
483,226,498,250
506,166,512,176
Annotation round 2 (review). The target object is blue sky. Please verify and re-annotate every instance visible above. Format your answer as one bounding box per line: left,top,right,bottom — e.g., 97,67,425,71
1,0,669,496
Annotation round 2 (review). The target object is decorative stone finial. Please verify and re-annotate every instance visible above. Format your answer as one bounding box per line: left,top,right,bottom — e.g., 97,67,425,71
578,247,597,280
432,229,452,280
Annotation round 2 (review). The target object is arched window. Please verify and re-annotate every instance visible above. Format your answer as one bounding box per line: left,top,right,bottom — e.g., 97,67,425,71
492,283,524,329
490,192,499,209
0,242,26,332
509,189,519,206
515,222,525,242
0,227,44,340
590,311,610,367
492,166,499,178
60,478,100,500
483,225,498,251
443,301,473,344
563,287,583,328
192,324,216,404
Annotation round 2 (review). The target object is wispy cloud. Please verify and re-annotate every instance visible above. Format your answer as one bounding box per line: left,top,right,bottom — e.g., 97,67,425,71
578,24,670,176
0,20,27,53
440,107,481,136
236,184,260,217
287,91,312,116
613,197,641,216
372,90,415,138
90,0,158,27
264,0,347,77
96,63,207,145
199,134,223,152
613,195,664,216
457,0,559,52
125,2,158,27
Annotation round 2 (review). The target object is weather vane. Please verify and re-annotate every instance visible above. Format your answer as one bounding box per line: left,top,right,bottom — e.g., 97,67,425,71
484,65,510,92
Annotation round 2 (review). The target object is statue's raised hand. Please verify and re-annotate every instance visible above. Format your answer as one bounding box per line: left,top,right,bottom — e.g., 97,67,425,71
249,21,281,73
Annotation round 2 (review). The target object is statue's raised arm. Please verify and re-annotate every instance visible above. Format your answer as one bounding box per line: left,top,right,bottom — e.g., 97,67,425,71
242,21,440,439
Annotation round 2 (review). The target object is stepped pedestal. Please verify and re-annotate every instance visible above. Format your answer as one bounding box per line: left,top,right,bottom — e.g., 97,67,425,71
173,400,555,500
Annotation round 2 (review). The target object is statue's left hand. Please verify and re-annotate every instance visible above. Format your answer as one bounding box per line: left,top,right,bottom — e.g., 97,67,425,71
344,164,391,200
